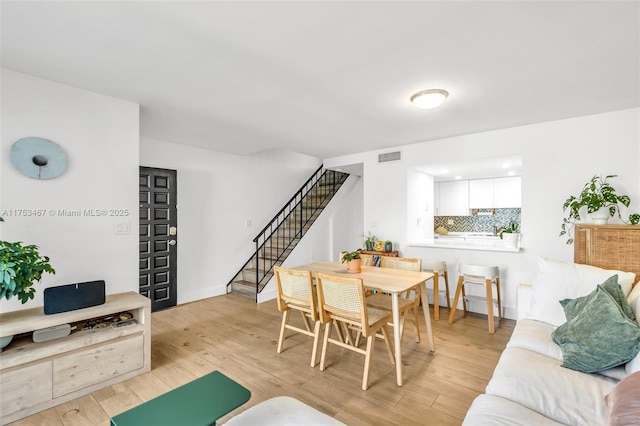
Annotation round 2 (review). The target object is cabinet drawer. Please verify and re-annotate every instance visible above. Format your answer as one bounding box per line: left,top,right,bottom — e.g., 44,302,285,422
53,334,143,398
1,361,53,417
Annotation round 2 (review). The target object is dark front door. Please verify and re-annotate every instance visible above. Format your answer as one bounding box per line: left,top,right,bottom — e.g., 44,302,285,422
139,167,177,312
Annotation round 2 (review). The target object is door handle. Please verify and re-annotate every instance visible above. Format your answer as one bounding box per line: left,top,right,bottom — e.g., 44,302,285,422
168,239,176,246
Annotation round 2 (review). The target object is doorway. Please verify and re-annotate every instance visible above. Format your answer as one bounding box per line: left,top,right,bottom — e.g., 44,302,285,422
139,167,177,312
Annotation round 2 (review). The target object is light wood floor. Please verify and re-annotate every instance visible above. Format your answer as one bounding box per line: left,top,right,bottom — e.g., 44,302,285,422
9,294,514,426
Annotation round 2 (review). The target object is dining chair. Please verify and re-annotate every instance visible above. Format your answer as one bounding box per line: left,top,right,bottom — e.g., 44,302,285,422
274,266,321,367
422,260,451,320
448,264,502,333
366,257,423,342
315,272,395,390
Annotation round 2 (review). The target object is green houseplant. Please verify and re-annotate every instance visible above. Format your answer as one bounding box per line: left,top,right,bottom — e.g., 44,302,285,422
0,218,56,303
560,175,631,244
384,240,393,252
499,222,520,239
341,250,362,273
363,232,376,251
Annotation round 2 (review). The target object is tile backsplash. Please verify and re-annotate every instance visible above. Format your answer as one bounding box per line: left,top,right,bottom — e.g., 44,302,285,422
434,208,521,233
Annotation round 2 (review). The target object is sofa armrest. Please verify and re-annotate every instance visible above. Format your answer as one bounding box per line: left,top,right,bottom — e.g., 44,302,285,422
517,283,533,321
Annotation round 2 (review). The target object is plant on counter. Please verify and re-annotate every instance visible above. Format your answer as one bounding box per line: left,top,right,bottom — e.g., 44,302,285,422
363,231,376,251
0,217,56,303
560,175,632,244
384,240,393,252
499,222,520,239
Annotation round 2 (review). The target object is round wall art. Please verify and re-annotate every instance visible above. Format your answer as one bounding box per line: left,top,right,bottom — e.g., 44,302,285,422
10,137,68,180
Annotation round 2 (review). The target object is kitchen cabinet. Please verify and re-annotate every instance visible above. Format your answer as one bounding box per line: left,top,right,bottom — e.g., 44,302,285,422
494,177,521,208
469,179,495,208
436,180,470,216
468,177,521,209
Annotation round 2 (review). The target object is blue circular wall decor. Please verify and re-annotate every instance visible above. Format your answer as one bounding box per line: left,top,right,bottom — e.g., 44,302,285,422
10,137,68,180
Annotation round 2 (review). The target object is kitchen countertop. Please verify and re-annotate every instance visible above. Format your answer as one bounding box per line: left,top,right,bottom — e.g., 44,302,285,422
408,232,522,252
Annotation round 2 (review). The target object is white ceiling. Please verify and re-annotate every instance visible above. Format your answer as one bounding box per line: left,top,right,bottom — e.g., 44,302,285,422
1,1,638,160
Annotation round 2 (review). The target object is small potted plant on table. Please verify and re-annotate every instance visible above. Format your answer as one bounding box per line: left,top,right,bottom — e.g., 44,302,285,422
499,222,520,248
341,251,362,273
364,232,376,251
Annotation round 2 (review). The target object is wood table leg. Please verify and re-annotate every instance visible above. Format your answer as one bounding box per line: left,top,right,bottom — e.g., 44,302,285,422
391,293,403,386
419,282,435,352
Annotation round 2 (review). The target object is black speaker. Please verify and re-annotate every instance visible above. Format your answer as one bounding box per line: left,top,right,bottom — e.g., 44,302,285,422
43,280,106,315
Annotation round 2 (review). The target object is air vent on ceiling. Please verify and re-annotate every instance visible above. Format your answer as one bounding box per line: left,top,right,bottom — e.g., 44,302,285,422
378,151,401,163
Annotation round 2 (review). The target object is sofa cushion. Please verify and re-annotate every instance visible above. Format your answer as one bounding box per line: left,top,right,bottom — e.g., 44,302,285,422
560,275,636,322
605,371,640,426
552,285,640,373
625,284,640,375
463,394,562,425
529,257,636,327
507,319,562,360
486,347,617,425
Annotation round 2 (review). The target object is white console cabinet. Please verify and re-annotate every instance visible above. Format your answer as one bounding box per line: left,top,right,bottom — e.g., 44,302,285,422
0,292,151,425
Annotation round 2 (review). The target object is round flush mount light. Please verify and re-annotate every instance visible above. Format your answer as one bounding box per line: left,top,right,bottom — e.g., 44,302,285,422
410,89,449,109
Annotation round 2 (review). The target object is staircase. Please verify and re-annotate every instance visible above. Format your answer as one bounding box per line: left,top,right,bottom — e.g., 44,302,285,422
227,166,349,300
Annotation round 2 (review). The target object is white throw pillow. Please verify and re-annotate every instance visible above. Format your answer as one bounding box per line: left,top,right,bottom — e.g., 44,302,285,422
625,284,640,375
528,257,636,327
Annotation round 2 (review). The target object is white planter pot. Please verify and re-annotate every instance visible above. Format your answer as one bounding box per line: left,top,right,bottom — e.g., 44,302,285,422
502,232,520,248
0,335,14,352
590,207,611,224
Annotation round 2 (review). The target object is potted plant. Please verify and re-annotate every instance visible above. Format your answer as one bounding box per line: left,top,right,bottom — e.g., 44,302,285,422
341,250,362,273
364,231,376,251
499,222,520,248
560,175,631,244
384,240,393,252
0,218,55,349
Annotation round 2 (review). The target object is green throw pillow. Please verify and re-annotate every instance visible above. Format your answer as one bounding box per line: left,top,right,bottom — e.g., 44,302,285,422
560,275,637,322
552,284,640,373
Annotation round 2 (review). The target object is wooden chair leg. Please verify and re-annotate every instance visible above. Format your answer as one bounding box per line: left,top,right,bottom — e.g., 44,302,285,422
320,322,332,371
300,310,312,332
461,283,467,312
433,273,440,320
310,320,321,368
411,307,421,343
444,271,451,310
362,335,375,391
496,278,503,320
486,279,495,334
380,324,395,365
277,310,290,353
448,276,465,324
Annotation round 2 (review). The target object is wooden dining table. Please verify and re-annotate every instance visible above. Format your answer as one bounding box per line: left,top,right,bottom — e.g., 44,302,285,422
290,261,435,386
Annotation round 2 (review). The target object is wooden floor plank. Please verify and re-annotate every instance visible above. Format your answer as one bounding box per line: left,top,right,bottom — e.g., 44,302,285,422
8,294,514,426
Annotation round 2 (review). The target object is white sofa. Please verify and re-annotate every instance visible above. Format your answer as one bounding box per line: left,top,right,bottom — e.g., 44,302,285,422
463,258,640,425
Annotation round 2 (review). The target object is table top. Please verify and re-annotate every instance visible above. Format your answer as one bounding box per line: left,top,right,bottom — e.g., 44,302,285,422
292,261,433,293
110,370,251,426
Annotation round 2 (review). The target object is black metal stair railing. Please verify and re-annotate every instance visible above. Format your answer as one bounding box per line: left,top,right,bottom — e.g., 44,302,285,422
251,166,348,295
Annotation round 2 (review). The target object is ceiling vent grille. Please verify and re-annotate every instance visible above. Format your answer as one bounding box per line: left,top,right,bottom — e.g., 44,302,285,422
378,151,401,163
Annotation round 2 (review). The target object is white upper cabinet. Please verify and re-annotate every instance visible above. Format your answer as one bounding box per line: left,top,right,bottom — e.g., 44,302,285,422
469,178,495,208
468,176,521,208
437,180,470,216
494,176,521,208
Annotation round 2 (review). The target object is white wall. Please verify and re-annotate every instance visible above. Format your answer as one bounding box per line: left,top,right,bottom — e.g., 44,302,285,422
139,138,322,304
0,69,139,312
325,108,640,319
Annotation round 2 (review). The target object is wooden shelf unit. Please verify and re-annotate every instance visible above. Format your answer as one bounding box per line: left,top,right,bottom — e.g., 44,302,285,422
359,250,399,257
0,292,151,425
574,224,640,286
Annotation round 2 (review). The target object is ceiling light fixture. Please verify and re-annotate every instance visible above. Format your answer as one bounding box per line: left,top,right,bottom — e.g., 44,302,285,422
410,89,449,109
